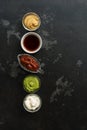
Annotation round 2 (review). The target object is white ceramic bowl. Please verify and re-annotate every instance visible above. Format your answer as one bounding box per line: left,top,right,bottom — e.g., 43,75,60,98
23,94,42,113
21,32,42,54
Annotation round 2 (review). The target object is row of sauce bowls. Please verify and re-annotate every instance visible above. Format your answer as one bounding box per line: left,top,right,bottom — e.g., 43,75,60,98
17,12,42,113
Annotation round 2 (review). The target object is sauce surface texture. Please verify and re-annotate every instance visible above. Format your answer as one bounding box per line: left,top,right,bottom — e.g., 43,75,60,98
19,55,40,72
23,75,40,93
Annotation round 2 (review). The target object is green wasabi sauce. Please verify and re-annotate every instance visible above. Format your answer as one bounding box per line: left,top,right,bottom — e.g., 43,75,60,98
23,75,40,93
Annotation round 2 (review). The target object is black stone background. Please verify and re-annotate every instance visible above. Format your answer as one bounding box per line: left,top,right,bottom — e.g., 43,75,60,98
0,0,87,130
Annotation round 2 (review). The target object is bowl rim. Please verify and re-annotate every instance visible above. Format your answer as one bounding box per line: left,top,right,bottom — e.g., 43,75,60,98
22,12,41,31
21,32,42,54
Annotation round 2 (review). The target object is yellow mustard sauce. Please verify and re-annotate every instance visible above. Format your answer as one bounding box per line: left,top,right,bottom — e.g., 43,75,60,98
23,13,40,30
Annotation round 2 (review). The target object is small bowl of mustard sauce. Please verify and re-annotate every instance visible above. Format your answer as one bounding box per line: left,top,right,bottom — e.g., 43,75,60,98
22,12,41,31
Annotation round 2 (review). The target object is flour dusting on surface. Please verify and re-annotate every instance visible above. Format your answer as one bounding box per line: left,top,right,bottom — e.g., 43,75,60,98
7,26,20,44
41,12,55,24
42,39,57,50
76,60,83,67
42,30,49,37
0,19,10,27
9,61,20,78
0,19,21,44
53,53,62,64
50,76,74,103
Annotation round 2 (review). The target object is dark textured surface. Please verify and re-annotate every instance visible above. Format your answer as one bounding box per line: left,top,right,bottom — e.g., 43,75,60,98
0,0,87,130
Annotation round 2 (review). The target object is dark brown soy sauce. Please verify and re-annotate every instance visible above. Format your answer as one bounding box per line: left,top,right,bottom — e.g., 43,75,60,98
24,34,40,51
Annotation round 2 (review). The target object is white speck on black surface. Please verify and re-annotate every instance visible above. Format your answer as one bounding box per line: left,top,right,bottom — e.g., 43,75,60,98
76,60,83,67
53,53,62,64
40,63,45,68
0,19,10,27
39,59,42,61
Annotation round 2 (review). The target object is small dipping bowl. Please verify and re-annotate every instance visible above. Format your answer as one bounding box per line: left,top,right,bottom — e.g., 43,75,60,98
22,12,41,31
17,54,41,73
23,94,42,113
21,32,42,54
23,75,41,93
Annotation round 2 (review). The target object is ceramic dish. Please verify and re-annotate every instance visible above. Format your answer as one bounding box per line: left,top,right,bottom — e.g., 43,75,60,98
17,54,42,73
23,94,42,113
22,12,41,31
21,32,42,54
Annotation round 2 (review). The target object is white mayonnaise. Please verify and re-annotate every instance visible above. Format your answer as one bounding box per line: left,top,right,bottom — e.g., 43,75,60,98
23,94,42,112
